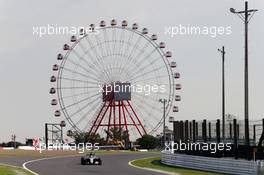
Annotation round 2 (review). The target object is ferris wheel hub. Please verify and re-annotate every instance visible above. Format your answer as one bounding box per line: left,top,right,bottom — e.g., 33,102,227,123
102,82,131,102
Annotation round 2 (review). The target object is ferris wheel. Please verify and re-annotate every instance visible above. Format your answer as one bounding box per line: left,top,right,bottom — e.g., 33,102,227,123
49,19,181,140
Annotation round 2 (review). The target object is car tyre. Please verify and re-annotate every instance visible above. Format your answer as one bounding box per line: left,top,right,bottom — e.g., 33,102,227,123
81,158,85,165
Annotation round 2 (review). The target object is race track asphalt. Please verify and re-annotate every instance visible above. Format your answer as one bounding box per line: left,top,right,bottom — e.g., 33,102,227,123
1,153,164,175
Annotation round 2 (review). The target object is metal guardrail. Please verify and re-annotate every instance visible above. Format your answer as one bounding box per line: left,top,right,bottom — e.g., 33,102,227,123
161,151,264,175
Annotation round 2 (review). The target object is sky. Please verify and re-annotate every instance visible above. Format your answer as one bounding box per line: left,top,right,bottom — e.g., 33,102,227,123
0,0,263,142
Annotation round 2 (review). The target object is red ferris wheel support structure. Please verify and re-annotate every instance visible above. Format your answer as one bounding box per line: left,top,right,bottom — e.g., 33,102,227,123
88,82,147,140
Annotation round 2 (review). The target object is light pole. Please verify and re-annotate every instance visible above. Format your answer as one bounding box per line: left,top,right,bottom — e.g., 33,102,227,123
159,99,167,146
230,1,258,148
218,46,226,142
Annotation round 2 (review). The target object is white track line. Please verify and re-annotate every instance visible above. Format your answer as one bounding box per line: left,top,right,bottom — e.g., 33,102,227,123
22,155,80,175
128,157,179,175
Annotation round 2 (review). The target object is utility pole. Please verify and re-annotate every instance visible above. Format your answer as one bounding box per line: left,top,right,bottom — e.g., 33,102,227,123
218,46,226,142
230,1,258,149
159,99,167,147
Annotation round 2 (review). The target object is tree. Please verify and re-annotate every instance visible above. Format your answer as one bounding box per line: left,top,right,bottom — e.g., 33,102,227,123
136,135,159,149
71,132,105,145
105,127,129,144
88,133,105,144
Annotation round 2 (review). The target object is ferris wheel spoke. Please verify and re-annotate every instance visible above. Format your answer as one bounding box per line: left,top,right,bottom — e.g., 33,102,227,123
116,41,128,78
59,89,98,100
60,92,100,110
117,39,136,78
130,46,156,70
84,37,103,63
94,35,115,81
122,43,156,77
83,102,106,131
77,42,105,76
118,34,142,77
128,65,165,82
128,53,163,80
132,95,161,114
102,29,116,81
132,74,169,84
131,63,163,82
84,37,112,82
59,77,99,85
81,102,101,131
71,49,102,79
118,30,134,71
127,35,142,61
119,40,156,82
61,92,100,111
132,100,161,124
94,34,106,58
117,52,136,79
117,30,125,59
68,96,101,120
58,86,98,90
75,100,102,130
64,57,101,81
133,93,161,108
102,29,111,56
131,39,152,63
61,66,101,83
127,102,149,126
135,91,172,106
78,42,110,83
108,28,118,80
111,28,117,64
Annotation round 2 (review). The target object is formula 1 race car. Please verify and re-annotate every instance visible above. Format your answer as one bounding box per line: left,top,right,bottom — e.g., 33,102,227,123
81,152,102,165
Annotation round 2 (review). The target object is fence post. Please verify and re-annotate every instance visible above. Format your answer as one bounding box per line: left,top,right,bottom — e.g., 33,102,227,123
234,119,238,159
192,120,196,142
196,122,199,141
229,123,232,140
253,124,256,144
202,119,207,142
189,122,192,141
237,124,240,140
185,120,189,142
173,121,178,142
209,122,211,141
180,121,184,141
216,119,220,143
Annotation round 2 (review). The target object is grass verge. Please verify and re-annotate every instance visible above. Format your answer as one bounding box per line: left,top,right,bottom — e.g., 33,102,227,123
130,157,224,175
0,164,34,175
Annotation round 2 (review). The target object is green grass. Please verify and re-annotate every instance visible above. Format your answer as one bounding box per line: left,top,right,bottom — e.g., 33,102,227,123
0,165,34,175
130,157,224,175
